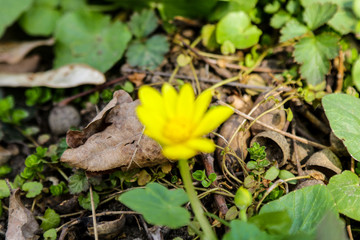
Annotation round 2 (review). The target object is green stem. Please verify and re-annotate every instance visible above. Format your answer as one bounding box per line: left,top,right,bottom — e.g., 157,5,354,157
178,159,217,240
239,208,247,222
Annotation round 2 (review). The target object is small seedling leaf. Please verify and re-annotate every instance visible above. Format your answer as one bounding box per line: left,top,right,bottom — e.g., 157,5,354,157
68,171,89,194
118,182,190,228
22,182,43,198
264,166,280,181
43,228,57,240
303,3,337,30
41,208,60,231
280,19,308,42
0,180,10,199
78,191,99,211
128,9,158,38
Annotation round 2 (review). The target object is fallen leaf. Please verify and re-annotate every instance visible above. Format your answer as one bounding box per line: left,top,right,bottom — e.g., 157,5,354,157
6,189,40,240
0,38,54,64
61,90,167,172
0,55,40,73
127,72,146,87
0,145,12,165
0,64,105,88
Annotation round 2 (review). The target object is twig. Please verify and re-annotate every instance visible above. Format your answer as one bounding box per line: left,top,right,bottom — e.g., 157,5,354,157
57,75,128,106
127,127,145,170
218,100,328,149
335,49,345,93
201,154,229,216
89,185,99,240
346,218,354,240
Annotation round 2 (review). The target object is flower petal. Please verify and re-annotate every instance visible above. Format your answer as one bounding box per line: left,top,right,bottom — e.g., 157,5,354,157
162,83,178,119
138,85,166,118
192,89,212,125
192,106,234,137
162,144,197,160
185,138,215,153
176,83,195,120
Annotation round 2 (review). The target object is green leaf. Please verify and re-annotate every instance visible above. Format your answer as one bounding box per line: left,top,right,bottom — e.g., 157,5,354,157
118,182,190,228
128,9,158,38
322,94,360,160
22,181,43,198
68,171,89,194
0,180,10,199
43,228,57,240
221,40,236,55
54,11,132,72
0,164,12,177
223,220,275,240
264,1,280,14
260,185,337,234
328,9,357,35
201,24,219,51
270,10,291,29
192,170,206,181
278,170,297,184
12,109,29,125
294,33,339,86
316,211,348,240
249,210,292,235
352,57,360,91
216,11,262,49
19,6,61,36
78,191,99,210
327,171,360,220
41,208,60,231
264,166,280,181
354,0,360,18
0,0,33,37
126,34,169,70
0,200,2,217
60,0,87,11
303,3,337,30
280,19,308,42
121,81,134,93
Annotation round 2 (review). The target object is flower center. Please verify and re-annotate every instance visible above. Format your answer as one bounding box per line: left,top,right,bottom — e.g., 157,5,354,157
163,118,193,143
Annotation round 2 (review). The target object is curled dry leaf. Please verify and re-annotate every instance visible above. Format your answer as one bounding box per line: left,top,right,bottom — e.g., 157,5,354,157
0,64,105,88
61,90,167,172
0,38,54,64
305,149,342,177
6,189,40,240
250,93,287,135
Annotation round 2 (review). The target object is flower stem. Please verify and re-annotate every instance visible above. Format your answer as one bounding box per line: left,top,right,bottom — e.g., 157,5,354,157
239,208,247,222
178,159,217,240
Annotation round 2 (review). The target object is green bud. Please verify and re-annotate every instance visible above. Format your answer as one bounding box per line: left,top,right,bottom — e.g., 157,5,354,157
234,187,252,210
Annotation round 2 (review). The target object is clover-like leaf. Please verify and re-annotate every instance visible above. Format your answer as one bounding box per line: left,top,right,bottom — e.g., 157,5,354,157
54,11,132,72
128,9,158,38
322,93,360,160
294,33,339,86
327,171,360,221
40,208,60,231
280,19,308,42
260,185,337,234
0,0,33,37
303,3,337,30
118,182,190,228
126,35,169,70
22,181,43,198
216,11,262,49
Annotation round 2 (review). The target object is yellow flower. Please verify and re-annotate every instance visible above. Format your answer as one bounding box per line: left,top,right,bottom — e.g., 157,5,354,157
136,83,234,160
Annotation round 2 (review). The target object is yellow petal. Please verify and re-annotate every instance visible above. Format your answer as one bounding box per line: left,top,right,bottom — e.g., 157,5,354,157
176,83,195,120
138,85,166,118
162,83,178,119
192,89,212,125
185,138,215,153
162,144,197,160
192,106,233,137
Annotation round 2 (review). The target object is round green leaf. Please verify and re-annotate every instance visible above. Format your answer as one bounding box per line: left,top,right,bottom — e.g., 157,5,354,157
43,228,57,240
327,171,360,221
352,57,360,92
54,11,132,72
41,208,60,231
216,11,262,49
0,180,10,199
264,166,280,181
118,182,190,228
22,181,43,198
279,170,297,184
322,93,360,160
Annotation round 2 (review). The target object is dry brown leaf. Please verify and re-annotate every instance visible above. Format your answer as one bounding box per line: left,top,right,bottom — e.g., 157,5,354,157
0,38,54,64
0,145,12,165
6,189,40,240
0,55,40,73
61,90,167,172
0,64,105,88
127,73,146,87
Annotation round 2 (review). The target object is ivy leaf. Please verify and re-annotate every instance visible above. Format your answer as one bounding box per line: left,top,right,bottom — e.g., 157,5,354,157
294,33,339,86
22,181,43,198
54,11,132,72
126,35,169,70
303,3,337,30
216,11,262,49
0,0,33,37
128,9,158,38
327,171,360,221
322,93,360,160
78,191,99,210
118,182,190,228
280,19,308,42
40,208,60,231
